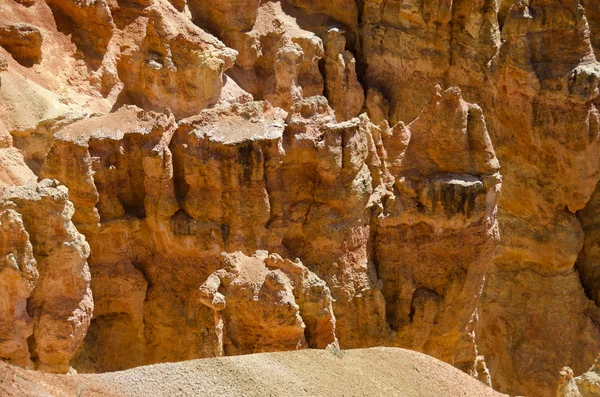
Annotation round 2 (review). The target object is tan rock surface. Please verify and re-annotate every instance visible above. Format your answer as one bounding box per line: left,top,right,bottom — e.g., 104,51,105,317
25,89,500,380
323,28,364,121
115,0,237,119
0,208,37,369
374,87,500,381
0,0,599,396
0,23,43,67
359,0,500,124
472,0,600,394
0,53,7,73
0,180,92,373
198,251,337,355
190,1,324,110
558,355,600,397
0,148,36,188
45,0,114,66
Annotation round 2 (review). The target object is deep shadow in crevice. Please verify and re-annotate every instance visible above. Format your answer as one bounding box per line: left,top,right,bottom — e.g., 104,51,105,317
575,196,600,308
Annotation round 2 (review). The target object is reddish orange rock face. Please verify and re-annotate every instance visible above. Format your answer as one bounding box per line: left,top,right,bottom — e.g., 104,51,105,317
0,1,599,396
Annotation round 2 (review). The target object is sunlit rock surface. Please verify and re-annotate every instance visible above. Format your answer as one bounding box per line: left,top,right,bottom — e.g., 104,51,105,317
0,1,599,395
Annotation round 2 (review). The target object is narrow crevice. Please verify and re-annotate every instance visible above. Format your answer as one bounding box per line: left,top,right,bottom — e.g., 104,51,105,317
169,135,190,210
574,261,596,304
263,148,276,230
574,213,600,307
25,333,37,368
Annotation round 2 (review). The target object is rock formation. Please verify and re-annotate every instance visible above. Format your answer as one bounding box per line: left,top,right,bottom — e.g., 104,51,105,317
323,28,364,121
0,23,42,67
558,355,600,397
0,0,599,396
0,204,37,369
197,251,337,356
0,180,92,373
115,1,237,118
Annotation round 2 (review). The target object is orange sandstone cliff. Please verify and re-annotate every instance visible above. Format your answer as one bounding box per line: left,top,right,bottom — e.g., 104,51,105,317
0,0,599,396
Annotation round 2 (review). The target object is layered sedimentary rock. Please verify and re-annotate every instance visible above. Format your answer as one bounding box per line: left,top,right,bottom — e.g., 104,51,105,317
24,87,499,378
0,23,42,67
375,86,500,380
115,1,237,118
0,206,37,368
359,0,500,124
0,0,600,395
198,251,337,355
189,1,328,110
0,180,92,373
558,355,600,397
473,1,600,394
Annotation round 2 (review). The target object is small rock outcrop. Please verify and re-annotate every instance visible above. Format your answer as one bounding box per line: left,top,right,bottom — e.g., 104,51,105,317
198,251,337,356
116,1,237,118
0,206,37,368
0,23,42,67
323,28,364,121
558,356,600,397
0,180,92,373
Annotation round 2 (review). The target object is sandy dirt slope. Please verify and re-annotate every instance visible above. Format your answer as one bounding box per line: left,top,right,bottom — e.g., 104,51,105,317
0,347,506,397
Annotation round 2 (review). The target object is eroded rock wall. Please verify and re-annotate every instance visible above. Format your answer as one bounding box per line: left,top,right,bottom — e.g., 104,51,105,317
0,180,92,373
0,0,599,395
29,92,497,377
